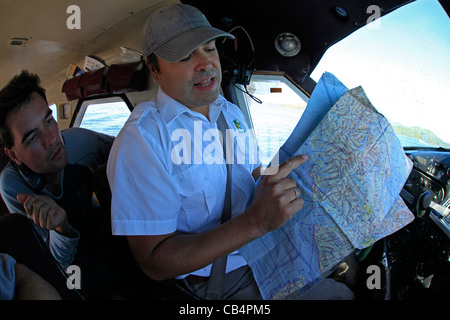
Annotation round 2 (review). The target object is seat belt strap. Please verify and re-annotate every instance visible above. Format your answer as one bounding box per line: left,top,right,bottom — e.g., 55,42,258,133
206,111,232,300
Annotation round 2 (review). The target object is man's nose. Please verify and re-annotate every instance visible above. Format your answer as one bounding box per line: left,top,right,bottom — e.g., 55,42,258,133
194,52,213,72
42,130,56,149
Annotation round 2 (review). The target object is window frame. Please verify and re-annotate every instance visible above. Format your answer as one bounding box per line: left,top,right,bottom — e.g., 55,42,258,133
231,72,311,167
69,93,134,135
232,72,310,130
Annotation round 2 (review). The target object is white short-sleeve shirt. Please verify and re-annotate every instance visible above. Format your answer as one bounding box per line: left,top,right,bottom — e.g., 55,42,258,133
107,88,260,277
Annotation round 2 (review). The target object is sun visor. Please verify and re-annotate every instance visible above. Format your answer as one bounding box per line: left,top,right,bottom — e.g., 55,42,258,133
62,61,148,101
106,61,148,94
79,67,107,97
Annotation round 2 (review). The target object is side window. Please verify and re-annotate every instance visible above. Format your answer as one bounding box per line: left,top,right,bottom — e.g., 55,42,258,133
49,103,58,120
235,74,309,167
75,98,131,137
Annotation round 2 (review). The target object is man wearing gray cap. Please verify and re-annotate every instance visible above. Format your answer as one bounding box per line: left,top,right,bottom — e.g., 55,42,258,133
107,3,307,300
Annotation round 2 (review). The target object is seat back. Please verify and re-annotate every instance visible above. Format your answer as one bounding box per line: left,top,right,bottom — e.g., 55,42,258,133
0,213,82,299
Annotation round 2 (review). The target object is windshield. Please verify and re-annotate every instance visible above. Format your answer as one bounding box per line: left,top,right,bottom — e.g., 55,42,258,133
311,0,450,149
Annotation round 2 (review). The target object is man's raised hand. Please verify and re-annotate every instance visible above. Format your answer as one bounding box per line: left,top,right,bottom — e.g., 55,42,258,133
246,154,308,236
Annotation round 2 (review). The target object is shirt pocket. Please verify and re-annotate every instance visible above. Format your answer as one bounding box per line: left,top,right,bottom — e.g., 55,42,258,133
231,164,256,217
174,162,224,231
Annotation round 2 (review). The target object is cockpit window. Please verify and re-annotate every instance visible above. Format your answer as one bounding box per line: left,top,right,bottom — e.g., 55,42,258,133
238,74,309,167
311,0,450,149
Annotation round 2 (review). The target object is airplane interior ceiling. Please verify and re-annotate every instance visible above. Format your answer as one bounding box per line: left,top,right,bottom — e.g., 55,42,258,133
0,0,421,104
0,0,179,103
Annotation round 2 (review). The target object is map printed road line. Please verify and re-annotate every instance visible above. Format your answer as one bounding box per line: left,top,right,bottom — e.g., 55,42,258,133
240,75,414,300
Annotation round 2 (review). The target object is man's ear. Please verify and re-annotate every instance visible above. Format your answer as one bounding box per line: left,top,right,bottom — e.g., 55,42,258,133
144,59,152,70
145,60,160,83
3,147,21,166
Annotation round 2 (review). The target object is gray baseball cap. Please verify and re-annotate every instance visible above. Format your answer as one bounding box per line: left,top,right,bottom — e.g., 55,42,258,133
142,4,234,63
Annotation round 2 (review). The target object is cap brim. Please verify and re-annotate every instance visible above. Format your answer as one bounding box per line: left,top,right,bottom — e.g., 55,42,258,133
154,26,234,63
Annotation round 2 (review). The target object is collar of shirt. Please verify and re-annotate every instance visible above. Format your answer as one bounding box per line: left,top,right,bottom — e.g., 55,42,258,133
155,87,228,125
